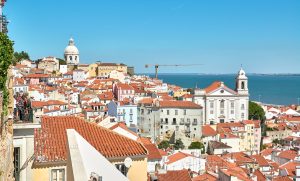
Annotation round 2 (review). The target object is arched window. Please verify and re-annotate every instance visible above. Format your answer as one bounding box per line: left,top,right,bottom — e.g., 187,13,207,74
241,81,245,89
75,56,77,60
69,56,72,61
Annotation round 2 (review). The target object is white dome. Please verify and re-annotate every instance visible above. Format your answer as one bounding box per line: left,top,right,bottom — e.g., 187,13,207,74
64,38,79,55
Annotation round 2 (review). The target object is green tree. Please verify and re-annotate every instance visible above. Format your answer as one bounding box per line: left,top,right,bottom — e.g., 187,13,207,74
58,58,66,65
188,141,205,153
13,51,29,64
249,101,265,121
158,140,170,149
0,33,14,115
174,139,185,150
249,101,267,150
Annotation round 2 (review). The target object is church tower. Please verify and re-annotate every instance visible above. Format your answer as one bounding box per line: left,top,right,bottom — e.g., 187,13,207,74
64,37,79,68
236,67,248,95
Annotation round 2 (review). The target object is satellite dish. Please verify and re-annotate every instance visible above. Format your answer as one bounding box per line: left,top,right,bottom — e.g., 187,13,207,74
124,157,132,168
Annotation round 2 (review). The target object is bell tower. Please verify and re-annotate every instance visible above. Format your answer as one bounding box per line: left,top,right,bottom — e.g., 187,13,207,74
236,67,248,95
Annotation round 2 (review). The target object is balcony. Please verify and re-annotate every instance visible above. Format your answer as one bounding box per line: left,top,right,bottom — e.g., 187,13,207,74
185,121,190,125
179,121,184,125
192,121,197,125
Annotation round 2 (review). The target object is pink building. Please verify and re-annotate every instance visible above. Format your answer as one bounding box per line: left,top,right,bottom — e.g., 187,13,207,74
113,83,135,101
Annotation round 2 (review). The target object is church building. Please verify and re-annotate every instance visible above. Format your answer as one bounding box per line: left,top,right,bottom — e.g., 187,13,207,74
64,37,79,70
193,68,249,124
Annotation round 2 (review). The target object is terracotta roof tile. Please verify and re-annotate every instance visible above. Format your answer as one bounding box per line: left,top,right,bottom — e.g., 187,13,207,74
204,81,236,94
277,150,297,160
34,116,147,163
192,173,217,181
251,155,269,167
202,125,217,137
156,170,192,181
166,152,194,165
159,100,202,109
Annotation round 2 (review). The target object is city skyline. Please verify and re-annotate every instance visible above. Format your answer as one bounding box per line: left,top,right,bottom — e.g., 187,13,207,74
6,0,300,74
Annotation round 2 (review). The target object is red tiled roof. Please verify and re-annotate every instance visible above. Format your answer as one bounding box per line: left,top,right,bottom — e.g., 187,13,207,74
192,173,217,181
277,150,297,160
116,83,134,90
166,152,194,165
253,169,266,181
159,101,202,109
31,101,46,108
204,81,236,94
279,161,300,176
24,74,50,78
273,176,293,181
220,133,239,139
34,116,147,164
202,125,217,137
251,155,269,167
158,149,168,157
156,170,192,181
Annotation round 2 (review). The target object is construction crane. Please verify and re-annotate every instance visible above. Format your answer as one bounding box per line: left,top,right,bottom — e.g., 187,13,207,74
145,64,203,79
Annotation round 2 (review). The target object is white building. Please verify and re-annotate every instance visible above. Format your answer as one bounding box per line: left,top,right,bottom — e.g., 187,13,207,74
194,68,249,125
73,69,86,82
138,100,203,146
59,65,68,74
13,122,41,181
164,151,204,173
64,37,79,65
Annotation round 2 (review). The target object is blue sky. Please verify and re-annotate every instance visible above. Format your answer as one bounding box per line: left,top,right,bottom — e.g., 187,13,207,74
5,0,300,74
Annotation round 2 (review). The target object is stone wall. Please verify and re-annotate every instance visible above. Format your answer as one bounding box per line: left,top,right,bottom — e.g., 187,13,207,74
0,66,15,181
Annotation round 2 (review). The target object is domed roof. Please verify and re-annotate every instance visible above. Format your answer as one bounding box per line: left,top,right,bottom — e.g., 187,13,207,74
64,38,79,55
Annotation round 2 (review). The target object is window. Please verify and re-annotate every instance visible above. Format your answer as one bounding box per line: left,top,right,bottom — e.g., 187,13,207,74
75,56,77,60
241,81,245,89
241,104,245,110
210,101,214,109
230,101,234,108
51,169,65,181
176,126,179,131
241,113,245,119
161,118,163,123
173,118,176,125
184,109,187,115
167,110,170,115
115,164,128,176
165,118,168,124
220,100,225,109
175,110,178,115
69,56,72,61
14,147,20,181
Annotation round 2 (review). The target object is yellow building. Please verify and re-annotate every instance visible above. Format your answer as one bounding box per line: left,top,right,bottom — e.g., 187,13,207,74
97,63,127,77
32,116,148,181
88,63,98,77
